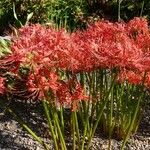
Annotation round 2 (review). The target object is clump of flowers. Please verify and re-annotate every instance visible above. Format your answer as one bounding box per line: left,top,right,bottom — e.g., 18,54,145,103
0,17,150,150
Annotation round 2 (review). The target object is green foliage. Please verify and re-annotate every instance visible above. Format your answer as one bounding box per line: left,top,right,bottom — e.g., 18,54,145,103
0,0,88,34
118,0,150,20
0,0,50,34
0,37,11,57
47,0,88,30
0,0,149,35
85,0,150,21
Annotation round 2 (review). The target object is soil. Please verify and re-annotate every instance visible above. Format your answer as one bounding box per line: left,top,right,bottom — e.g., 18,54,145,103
0,99,149,150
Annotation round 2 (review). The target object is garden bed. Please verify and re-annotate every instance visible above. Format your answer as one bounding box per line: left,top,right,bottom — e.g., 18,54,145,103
0,99,149,150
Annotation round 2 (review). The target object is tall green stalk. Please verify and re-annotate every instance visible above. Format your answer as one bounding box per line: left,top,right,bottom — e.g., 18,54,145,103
121,73,147,149
108,81,114,150
86,72,117,149
60,106,65,136
72,111,81,150
121,92,145,149
140,1,145,17
7,108,49,150
42,100,59,150
53,110,67,150
118,0,123,21
72,112,76,150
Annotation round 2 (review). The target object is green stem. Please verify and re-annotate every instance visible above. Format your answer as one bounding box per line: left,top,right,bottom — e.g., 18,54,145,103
140,1,144,17
42,101,59,150
7,108,49,150
72,112,76,150
86,73,117,150
108,86,114,150
81,113,88,150
60,106,64,136
121,91,145,150
74,112,80,145
54,111,67,150
72,111,81,149
118,0,123,22
121,72,147,149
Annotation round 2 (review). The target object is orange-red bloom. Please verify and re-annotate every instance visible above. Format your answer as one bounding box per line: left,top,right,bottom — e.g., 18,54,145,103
0,77,5,95
7,17,150,102
27,68,59,99
56,80,87,111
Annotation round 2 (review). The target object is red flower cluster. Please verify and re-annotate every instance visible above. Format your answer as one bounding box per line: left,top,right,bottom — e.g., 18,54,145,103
56,79,88,111
117,70,142,85
72,20,141,71
11,18,150,72
11,24,73,69
1,17,150,109
27,67,59,99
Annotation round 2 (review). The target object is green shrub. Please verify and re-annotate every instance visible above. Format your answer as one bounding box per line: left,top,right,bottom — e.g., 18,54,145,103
0,0,88,34
0,0,51,34
47,0,88,30
85,0,150,21
0,0,149,35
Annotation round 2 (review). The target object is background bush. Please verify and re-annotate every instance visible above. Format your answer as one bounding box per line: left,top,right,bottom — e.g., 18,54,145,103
0,0,88,34
85,0,150,21
0,0,149,35
0,0,50,34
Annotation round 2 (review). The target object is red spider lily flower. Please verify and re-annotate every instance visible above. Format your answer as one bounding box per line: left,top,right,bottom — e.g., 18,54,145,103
125,17,150,73
56,80,88,111
126,17,149,38
133,33,150,72
117,70,142,85
26,70,59,99
71,83,88,111
56,81,72,106
145,73,150,88
9,17,150,92
71,31,99,72
34,66,59,91
0,55,21,74
72,20,142,71
135,55,150,72
48,72,59,91
10,19,147,74
27,73,48,99
0,77,5,94
11,24,74,70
